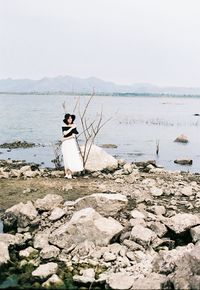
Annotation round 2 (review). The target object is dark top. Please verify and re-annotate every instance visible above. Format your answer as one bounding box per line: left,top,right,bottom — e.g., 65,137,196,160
62,126,79,138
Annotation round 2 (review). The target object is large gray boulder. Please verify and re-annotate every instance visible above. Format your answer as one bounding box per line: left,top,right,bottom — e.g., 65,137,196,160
49,207,123,249
80,144,118,172
163,213,200,234
169,245,200,289
34,194,64,211
18,201,38,228
3,201,38,228
74,193,128,217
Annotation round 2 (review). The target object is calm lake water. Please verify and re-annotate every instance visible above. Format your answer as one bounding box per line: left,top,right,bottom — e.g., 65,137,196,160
0,94,200,172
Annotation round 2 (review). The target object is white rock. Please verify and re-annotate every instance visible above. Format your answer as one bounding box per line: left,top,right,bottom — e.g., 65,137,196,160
50,171,64,178
163,213,200,234
80,144,118,172
3,201,38,228
130,273,167,289
49,208,123,249
32,262,58,279
0,233,19,246
19,165,32,174
123,163,133,173
34,232,49,249
42,274,64,288
73,268,95,284
49,207,65,221
18,201,38,227
174,134,189,143
150,187,163,197
130,209,146,219
124,171,140,183
74,193,128,217
24,170,39,178
131,225,157,247
0,242,10,266
103,252,116,262
40,245,60,260
35,194,64,211
148,222,168,238
115,178,125,183
180,186,193,196
19,247,38,258
106,272,135,290
190,225,200,242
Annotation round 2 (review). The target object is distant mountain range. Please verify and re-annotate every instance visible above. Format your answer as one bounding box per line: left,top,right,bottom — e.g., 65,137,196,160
0,75,200,95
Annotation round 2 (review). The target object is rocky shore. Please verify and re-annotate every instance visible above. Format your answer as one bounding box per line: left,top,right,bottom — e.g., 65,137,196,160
0,146,200,289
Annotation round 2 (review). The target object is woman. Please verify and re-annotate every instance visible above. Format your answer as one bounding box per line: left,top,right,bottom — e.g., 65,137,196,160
61,113,83,178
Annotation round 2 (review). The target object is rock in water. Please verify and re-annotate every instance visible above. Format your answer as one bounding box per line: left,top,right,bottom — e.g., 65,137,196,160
49,207,123,249
80,144,118,172
174,134,189,143
74,193,128,217
174,159,193,165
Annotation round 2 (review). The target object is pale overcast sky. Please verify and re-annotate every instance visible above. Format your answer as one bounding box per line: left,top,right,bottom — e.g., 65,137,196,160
0,0,200,86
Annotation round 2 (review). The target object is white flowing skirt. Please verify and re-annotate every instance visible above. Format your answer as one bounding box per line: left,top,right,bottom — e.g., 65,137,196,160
61,137,84,172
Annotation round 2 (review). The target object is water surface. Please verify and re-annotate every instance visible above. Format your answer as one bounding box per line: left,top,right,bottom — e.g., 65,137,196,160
0,94,200,172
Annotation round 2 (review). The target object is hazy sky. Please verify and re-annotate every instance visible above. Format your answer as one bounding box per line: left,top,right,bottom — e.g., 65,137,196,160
1,0,200,86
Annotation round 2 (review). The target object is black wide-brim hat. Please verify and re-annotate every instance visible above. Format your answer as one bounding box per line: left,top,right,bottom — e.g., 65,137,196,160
63,113,76,123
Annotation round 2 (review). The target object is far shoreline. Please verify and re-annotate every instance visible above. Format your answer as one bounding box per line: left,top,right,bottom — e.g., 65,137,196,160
1,92,200,98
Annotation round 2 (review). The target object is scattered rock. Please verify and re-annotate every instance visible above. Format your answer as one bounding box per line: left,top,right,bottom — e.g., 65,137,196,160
180,186,193,196
49,207,65,221
40,245,60,260
32,262,58,279
163,213,200,234
35,194,64,211
33,232,49,249
19,247,38,259
130,273,167,289
106,272,135,290
74,193,128,217
131,225,157,247
0,242,10,267
150,186,163,197
190,225,200,242
42,274,64,288
73,268,95,284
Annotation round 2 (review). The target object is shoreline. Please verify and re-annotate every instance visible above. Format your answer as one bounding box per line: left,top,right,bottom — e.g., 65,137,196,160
0,157,200,289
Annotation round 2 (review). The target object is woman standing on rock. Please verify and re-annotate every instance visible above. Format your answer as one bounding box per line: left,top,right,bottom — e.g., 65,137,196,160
61,113,83,178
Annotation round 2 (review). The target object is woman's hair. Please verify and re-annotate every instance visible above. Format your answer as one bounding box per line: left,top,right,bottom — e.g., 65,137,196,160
63,113,76,125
